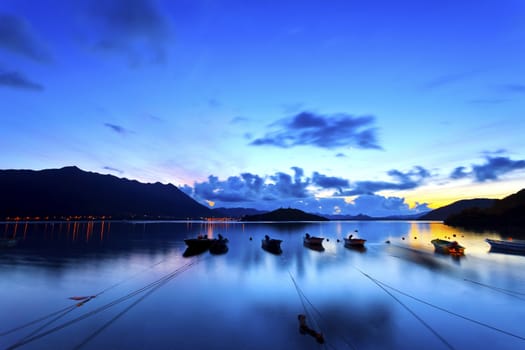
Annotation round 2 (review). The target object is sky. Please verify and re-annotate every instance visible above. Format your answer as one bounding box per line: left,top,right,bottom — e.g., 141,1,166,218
1,0,524,217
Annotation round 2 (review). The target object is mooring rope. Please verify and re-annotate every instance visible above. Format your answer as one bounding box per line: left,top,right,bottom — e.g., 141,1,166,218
0,256,173,339
357,268,456,350
73,260,197,350
375,278,525,342
6,257,203,350
463,278,525,300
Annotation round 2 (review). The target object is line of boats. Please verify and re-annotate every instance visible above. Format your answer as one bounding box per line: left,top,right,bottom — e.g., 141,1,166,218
183,233,525,257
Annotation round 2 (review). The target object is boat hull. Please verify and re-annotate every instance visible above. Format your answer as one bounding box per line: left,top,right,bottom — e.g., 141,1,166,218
486,239,525,254
262,239,282,254
431,239,465,255
344,238,366,248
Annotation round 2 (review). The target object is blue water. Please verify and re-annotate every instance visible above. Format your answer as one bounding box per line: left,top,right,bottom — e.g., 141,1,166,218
1,221,524,350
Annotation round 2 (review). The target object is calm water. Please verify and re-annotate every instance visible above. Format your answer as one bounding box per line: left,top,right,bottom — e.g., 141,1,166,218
1,221,524,350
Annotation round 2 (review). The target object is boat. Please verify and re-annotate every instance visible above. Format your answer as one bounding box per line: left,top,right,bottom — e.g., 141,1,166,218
431,239,465,255
485,238,525,254
209,235,229,255
0,238,18,248
303,233,324,246
261,235,282,254
344,233,366,248
184,235,214,250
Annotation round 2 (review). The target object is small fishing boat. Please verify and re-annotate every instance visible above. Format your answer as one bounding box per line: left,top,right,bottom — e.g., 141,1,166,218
303,233,324,246
184,235,214,250
431,239,465,255
344,233,366,248
485,238,525,254
209,235,229,255
261,235,282,254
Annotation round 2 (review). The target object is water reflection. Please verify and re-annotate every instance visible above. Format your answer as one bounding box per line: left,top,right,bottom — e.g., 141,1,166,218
1,221,524,350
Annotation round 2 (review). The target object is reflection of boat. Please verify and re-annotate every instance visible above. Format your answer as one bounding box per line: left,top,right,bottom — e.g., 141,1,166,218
0,238,18,248
303,233,324,246
210,235,229,255
431,239,465,255
345,245,367,253
485,239,525,254
261,235,282,254
344,233,366,248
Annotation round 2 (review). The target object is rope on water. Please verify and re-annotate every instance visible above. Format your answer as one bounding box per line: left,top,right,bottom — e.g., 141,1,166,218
375,278,525,342
357,269,456,350
464,278,525,300
6,257,203,350
74,261,195,350
0,256,172,338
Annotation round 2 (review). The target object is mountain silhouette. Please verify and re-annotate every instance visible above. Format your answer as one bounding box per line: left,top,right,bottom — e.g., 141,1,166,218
419,198,496,221
0,166,214,219
444,188,525,230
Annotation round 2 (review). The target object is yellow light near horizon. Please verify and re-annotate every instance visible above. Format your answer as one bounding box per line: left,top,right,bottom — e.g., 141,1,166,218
397,180,522,209
206,200,215,207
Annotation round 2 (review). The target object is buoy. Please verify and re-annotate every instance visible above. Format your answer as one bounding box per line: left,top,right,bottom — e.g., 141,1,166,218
336,239,340,243
326,238,329,242
402,237,405,240
385,240,390,244
249,237,252,241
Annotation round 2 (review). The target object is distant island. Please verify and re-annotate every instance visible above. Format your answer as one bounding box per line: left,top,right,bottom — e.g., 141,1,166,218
241,208,328,222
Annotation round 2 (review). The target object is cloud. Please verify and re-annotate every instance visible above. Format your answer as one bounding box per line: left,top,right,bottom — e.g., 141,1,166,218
103,166,124,174
104,122,130,135
312,172,349,189
182,167,431,216
0,70,44,91
467,98,508,104
0,13,51,62
449,155,525,182
86,0,171,64
422,70,478,90
342,166,431,195
500,84,525,93
251,111,381,150
450,166,469,180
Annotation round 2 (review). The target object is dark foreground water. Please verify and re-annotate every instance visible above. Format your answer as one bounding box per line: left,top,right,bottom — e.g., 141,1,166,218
1,221,524,350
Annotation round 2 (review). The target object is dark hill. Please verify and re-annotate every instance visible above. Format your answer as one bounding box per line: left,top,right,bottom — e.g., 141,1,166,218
444,189,525,231
419,198,496,221
0,166,214,219
241,208,328,221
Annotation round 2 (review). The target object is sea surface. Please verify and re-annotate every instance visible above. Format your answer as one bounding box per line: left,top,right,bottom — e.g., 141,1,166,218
1,220,524,350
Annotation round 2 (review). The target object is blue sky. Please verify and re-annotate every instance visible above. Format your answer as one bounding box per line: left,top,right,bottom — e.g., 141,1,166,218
1,0,524,216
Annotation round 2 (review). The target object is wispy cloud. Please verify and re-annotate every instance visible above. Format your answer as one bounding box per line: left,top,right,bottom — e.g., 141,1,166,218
450,154,525,182
104,122,130,135
500,83,525,94
86,0,171,65
103,166,124,174
341,166,431,196
0,13,52,62
422,70,478,90
0,70,44,91
251,111,381,150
